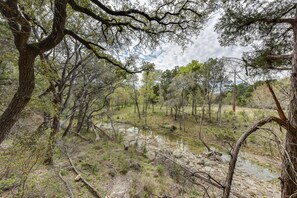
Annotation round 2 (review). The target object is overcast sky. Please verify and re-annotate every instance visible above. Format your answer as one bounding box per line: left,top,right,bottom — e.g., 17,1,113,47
140,15,248,71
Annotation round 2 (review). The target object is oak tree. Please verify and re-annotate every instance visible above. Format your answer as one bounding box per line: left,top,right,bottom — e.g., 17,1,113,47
0,0,214,143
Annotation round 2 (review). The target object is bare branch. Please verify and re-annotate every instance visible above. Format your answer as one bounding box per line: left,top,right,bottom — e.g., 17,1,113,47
267,54,293,60
35,0,67,52
65,29,142,74
266,81,287,121
222,116,294,198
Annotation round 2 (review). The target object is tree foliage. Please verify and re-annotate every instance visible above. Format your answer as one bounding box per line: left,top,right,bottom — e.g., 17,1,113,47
0,0,216,143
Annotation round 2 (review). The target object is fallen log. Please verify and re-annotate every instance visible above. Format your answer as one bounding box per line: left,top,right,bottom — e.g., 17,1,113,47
57,170,75,198
65,151,101,198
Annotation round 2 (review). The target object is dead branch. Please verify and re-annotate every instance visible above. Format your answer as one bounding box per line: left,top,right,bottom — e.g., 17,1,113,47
222,116,290,198
107,114,117,138
183,176,211,198
92,123,113,141
73,132,93,143
65,150,101,198
91,124,100,141
266,81,287,121
155,150,248,197
58,170,75,198
267,54,292,60
156,151,223,188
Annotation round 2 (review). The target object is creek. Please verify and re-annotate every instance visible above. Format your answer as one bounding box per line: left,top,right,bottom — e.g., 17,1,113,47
100,122,281,197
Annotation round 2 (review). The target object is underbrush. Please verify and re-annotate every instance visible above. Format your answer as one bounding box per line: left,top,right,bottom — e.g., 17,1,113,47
0,129,182,197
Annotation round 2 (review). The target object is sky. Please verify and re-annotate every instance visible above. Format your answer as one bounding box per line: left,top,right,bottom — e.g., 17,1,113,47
139,15,248,71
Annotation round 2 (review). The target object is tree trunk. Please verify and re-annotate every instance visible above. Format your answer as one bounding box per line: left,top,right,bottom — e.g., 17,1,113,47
0,0,67,145
76,100,85,133
282,132,297,198
44,115,60,165
62,110,76,137
194,97,197,116
0,48,37,144
202,105,205,120
44,83,63,165
217,81,223,125
281,25,297,198
208,101,211,121
174,107,178,121
217,101,223,125
192,93,195,116
76,99,90,134
223,117,278,198
232,69,237,112
62,99,79,138
135,97,141,120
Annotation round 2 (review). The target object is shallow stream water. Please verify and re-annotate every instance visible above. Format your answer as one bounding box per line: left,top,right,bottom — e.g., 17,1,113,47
103,123,280,182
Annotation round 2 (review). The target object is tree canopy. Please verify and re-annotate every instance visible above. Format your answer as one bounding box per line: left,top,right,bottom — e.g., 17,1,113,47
0,0,215,143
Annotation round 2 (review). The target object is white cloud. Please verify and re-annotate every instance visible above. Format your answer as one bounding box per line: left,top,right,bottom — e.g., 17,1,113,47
147,16,248,70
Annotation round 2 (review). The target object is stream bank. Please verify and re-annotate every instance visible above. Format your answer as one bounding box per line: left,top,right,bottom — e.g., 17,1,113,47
100,122,280,197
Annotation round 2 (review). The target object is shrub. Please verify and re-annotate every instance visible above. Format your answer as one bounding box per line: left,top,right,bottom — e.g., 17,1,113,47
156,165,165,176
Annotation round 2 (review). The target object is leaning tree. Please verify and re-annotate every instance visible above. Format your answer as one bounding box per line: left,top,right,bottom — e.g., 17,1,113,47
0,0,215,143
216,1,297,197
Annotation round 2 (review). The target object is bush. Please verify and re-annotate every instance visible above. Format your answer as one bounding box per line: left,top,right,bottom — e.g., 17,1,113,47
215,128,236,143
156,165,165,176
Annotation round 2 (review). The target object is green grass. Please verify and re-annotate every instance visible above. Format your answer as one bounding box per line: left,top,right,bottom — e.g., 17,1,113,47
0,129,184,197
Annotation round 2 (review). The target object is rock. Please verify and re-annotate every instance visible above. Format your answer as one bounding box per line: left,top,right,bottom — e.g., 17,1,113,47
173,150,183,159
130,161,141,171
142,125,149,130
108,171,116,177
145,150,156,161
188,162,195,168
197,158,205,165
170,125,177,132
204,160,217,167
102,122,281,197
74,174,81,181
248,190,257,197
109,172,133,198
126,127,138,134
